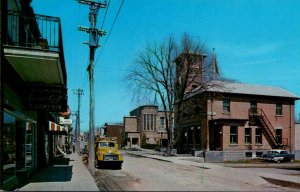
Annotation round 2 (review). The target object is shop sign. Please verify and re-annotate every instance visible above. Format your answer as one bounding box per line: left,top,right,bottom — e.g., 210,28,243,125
59,117,72,125
25,85,67,112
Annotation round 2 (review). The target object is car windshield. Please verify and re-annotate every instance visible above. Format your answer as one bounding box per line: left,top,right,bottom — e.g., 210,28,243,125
98,142,115,148
268,151,279,154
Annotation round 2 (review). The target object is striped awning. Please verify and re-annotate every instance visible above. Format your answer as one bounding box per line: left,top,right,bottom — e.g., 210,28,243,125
49,121,67,133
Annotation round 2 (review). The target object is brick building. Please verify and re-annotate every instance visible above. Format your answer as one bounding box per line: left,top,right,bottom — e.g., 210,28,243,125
102,123,125,148
124,105,172,148
1,0,68,189
177,81,299,161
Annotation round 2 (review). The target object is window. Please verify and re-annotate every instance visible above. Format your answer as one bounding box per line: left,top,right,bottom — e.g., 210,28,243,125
160,117,165,128
192,84,197,90
3,112,17,181
276,129,282,144
245,128,251,144
223,99,230,113
256,152,263,157
250,101,257,109
245,152,252,157
230,126,238,144
250,101,257,114
276,103,282,115
143,114,156,130
255,128,262,144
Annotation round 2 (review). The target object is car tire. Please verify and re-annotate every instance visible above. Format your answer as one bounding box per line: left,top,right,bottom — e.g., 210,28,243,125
276,160,281,163
95,160,98,168
290,159,294,163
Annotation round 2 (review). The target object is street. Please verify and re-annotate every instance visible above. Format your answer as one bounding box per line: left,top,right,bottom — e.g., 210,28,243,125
92,152,299,191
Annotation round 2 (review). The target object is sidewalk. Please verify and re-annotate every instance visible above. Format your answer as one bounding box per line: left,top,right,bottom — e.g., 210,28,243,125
126,149,300,189
16,153,98,191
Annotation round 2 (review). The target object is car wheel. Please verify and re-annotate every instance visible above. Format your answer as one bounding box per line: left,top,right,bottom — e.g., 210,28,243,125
276,160,281,163
94,160,98,168
290,159,294,163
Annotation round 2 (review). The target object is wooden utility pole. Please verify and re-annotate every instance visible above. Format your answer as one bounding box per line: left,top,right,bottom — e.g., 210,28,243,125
73,89,83,153
78,0,106,171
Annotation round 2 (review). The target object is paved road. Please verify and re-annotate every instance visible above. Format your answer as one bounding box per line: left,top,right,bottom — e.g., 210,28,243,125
92,153,298,191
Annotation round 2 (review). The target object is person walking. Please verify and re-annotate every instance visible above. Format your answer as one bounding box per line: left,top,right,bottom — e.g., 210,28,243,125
72,143,76,153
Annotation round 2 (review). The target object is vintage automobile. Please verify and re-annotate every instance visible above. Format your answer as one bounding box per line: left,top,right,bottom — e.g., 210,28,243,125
261,149,295,163
94,137,123,169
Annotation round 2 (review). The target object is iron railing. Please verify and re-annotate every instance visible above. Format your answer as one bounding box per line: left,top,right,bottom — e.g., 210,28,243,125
4,11,67,85
5,11,62,50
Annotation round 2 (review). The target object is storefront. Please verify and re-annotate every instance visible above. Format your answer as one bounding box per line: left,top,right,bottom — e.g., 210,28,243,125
3,109,37,184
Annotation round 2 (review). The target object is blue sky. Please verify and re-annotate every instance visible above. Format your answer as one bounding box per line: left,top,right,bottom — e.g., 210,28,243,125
32,0,300,132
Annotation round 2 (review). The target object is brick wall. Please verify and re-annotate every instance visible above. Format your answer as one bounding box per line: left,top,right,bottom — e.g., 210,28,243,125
295,123,300,159
106,125,124,148
210,94,295,150
124,116,138,132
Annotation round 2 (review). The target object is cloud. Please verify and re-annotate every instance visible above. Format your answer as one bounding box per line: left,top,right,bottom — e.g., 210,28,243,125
241,42,283,57
235,58,277,66
218,41,285,58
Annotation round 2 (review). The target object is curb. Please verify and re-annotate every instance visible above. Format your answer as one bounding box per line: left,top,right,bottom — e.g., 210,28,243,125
262,177,300,189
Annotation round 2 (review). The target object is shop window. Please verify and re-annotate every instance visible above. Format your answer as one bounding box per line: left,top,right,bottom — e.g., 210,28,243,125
230,126,238,144
3,112,17,182
3,110,35,183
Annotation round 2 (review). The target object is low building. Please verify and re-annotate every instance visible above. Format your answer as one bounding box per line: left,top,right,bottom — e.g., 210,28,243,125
177,81,299,162
102,123,125,148
124,105,171,149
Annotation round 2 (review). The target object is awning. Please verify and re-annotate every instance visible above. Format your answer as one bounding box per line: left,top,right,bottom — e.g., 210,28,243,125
49,121,68,134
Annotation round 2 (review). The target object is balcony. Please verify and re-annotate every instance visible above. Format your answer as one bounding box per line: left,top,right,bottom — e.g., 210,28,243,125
3,11,67,86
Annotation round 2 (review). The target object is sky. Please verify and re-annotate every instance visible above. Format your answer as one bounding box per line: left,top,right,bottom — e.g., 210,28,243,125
31,0,300,132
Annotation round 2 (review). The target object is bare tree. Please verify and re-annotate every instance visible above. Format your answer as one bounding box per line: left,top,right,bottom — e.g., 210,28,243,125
127,33,221,155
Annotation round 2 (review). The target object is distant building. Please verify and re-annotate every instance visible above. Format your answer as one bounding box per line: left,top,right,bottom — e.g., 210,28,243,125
124,105,172,148
177,81,299,162
102,123,125,148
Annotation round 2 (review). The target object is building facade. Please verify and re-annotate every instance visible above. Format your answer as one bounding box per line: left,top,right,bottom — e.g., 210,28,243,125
1,0,68,190
102,123,125,148
177,81,299,161
124,105,171,148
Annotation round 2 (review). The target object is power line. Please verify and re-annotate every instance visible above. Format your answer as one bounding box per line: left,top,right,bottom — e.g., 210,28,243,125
95,0,124,67
100,0,110,31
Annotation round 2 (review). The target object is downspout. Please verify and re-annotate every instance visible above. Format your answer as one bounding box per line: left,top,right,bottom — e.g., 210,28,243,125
206,93,213,151
290,100,293,152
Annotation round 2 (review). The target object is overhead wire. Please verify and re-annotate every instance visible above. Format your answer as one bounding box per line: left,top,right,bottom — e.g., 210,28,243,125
94,0,125,67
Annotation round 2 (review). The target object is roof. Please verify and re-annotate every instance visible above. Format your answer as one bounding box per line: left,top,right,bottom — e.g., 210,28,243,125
198,81,299,99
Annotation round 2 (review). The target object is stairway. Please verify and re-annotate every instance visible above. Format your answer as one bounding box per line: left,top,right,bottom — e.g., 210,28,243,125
249,108,281,149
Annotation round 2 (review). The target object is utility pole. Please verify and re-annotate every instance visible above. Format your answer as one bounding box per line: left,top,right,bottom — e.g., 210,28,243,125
73,89,84,153
78,0,107,171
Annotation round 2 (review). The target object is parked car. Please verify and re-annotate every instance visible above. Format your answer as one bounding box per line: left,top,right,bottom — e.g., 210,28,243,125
261,149,295,163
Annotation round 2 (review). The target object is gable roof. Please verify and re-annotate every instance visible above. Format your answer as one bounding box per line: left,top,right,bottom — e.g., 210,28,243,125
202,81,299,99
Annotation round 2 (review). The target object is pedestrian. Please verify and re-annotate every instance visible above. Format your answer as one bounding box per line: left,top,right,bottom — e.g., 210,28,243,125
73,143,75,153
